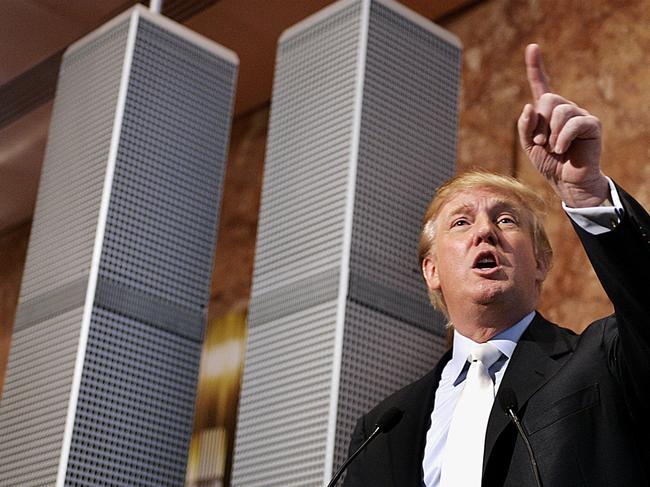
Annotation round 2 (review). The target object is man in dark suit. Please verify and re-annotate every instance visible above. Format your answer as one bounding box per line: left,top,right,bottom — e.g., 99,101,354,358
343,44,650,486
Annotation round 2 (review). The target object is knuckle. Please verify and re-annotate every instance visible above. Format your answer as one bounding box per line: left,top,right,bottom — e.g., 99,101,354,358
551,104,571,122
538,93,554,106
580,115,601,129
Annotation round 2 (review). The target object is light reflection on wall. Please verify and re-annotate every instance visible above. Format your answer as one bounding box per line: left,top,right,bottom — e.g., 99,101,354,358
186,310,247,487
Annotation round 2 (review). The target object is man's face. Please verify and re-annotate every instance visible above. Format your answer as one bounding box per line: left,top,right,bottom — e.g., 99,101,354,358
422,187,548,319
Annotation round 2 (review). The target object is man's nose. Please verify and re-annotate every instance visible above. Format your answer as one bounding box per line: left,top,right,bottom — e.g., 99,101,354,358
473,220,497,246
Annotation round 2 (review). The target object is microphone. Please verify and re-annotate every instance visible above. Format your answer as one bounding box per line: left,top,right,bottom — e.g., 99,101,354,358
375,407,403,433
326,407,404,487
498,388,542,487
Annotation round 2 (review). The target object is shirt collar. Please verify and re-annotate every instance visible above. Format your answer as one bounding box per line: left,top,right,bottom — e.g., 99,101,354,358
446,311,536,382
488,310,535,359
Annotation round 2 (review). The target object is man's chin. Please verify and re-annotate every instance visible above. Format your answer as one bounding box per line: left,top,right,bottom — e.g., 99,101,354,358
472,285,509,306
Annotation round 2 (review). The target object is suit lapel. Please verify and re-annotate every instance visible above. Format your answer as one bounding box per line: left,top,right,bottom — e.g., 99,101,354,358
483,313,576,473
386,349,452,487
374,315,575,485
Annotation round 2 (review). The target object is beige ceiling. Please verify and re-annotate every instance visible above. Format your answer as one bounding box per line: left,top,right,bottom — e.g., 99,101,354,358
0,0,472,234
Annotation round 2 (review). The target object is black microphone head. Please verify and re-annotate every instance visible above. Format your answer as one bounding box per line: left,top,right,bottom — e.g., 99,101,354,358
375,407,404,434
498,387,518,413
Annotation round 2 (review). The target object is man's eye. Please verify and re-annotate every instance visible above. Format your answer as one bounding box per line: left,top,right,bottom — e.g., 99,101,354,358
497,216,517,225
452,219,469,227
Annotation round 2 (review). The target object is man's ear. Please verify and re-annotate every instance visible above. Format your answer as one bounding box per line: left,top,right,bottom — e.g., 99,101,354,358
422,255,440,291
535,256,549,284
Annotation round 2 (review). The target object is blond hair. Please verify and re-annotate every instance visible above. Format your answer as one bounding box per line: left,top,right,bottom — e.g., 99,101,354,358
418,171,553,315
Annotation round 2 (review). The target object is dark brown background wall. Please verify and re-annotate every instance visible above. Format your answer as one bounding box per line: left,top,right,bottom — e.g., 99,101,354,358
2,0,649,392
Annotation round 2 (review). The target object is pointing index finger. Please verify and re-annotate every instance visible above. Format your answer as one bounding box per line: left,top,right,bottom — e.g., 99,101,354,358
526,43,550,101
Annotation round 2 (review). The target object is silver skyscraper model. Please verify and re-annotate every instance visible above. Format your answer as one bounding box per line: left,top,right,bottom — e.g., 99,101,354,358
0,6,238,486
231,0,461,485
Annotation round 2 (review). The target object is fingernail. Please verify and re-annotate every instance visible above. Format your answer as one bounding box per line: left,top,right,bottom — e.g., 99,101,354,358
533,134,546,145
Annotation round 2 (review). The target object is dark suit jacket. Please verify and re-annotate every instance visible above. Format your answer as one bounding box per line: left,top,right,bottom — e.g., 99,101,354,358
343,186,650,487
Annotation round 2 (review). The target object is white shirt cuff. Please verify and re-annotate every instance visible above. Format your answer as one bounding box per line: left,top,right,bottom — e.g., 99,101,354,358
562,177,624,235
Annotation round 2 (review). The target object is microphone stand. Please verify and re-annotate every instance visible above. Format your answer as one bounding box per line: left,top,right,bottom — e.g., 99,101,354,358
326,426,381,487
326,407,403,487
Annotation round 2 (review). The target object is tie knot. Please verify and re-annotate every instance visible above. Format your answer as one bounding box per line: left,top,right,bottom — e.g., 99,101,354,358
469,342,501,369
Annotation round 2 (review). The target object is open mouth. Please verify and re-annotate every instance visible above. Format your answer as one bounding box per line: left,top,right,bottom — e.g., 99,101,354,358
473,251,499,270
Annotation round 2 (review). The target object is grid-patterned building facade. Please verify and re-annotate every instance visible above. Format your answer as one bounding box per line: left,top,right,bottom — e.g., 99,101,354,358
231,0,461,485
0,6,238,486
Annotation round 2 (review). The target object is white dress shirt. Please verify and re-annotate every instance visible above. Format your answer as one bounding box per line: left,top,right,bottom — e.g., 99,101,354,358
421,311,535,487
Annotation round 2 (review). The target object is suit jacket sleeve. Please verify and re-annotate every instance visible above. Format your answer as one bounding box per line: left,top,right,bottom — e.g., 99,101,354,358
572,183,650,428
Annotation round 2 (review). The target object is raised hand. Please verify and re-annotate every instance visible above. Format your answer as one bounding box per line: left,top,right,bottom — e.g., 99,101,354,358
517,44,609,207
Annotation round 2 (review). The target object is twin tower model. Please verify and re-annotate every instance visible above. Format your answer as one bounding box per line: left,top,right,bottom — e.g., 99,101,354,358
0,1,460,486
